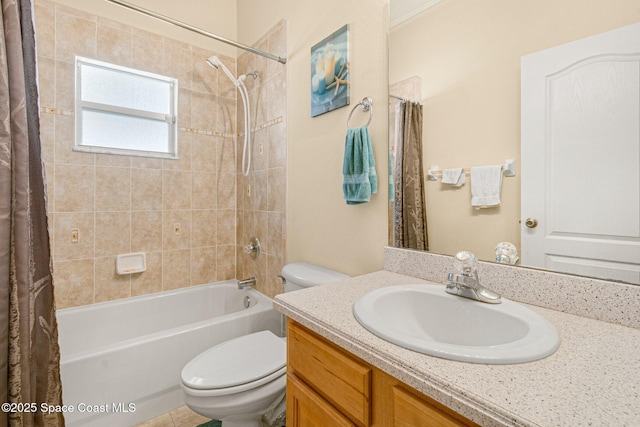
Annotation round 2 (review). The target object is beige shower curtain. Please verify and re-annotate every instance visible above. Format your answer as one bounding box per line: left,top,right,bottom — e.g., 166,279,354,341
0,0,65,425
393,101,428,250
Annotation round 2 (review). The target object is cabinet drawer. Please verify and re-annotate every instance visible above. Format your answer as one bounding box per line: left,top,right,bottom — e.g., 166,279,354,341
392,386,474,427
287,372,355,427
288,321,372,427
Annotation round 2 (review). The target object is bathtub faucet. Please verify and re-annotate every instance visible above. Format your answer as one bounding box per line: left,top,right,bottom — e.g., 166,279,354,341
237,277,257,289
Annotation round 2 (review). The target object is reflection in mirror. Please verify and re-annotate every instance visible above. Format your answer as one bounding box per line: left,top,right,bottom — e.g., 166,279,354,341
388,0,640,284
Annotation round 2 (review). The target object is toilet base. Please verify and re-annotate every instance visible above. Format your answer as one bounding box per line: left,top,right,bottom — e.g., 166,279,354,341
182,374,286,426
219,419,262,427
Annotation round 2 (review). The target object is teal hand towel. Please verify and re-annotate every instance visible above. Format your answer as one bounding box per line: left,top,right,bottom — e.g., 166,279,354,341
343,126,378,204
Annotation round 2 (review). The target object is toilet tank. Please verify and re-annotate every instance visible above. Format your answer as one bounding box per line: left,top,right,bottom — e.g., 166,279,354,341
281,263,349,292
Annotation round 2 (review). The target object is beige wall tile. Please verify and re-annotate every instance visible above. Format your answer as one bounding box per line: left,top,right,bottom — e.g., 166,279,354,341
55,164,94,213
191,91,217,132
192,134,217,173
265,253,286,298
191,210,217,248
97,22,132,66
164,39,192,88
268,121,286,168
216,137,235,175
131,168,162,211
54,59,75,112
53,259,94,309
248,169,268,211
250,128,268,171
40,112,55,164
163,210,191,250
34,4,55,59
95,166,130,212
266,212,284,257
37,57,55,108
52,212,94,261
162,249,190,290
131,251,162,297
192,172,216,210
216,95,236,134
178,88,192,128
95,152,131,168
216,245,236,281
95,256,130,302
266,72,286,123
216,172,235,209
55,9,96,63
131,211,162,253
162,170,191,210
95,211,130,257
131,28,164,74
217,209,236,246
267,167,285,213
190,247,217,286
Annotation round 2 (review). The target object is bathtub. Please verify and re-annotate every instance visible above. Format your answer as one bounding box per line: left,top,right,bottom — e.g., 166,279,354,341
56,280,283,427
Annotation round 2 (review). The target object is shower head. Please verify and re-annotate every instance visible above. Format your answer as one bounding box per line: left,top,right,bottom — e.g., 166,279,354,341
206,55,240,87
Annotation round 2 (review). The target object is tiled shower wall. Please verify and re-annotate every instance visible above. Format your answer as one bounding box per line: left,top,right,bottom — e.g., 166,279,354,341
35,0,240,308
236,21,288,299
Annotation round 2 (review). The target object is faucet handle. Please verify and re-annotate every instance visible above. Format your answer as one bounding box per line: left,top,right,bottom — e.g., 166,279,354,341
454,251,478,275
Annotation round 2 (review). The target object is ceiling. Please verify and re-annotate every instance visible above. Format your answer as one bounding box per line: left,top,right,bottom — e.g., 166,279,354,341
389,0,442,28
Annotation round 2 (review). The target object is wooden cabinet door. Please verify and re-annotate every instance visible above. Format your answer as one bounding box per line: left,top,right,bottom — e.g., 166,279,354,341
287,372,356,427
392,386,472,427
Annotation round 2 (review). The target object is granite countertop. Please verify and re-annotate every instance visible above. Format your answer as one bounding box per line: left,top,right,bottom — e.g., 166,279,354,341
273,270,640,427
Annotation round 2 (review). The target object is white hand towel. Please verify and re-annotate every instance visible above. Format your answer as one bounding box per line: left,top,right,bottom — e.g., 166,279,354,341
441,168,465,187
471,165,503,208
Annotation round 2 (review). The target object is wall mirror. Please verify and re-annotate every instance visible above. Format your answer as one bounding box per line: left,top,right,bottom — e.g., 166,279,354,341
388,0,640,285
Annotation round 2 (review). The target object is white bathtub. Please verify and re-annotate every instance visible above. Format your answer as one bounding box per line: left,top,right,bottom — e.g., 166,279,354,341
56,280,283,427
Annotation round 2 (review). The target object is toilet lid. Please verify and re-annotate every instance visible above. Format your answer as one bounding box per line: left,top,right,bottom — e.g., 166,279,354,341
181,330,286,390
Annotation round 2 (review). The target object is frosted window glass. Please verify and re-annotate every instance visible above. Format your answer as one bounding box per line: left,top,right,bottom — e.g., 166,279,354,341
81,64,171,114
74,56,178,159
81,110,169,153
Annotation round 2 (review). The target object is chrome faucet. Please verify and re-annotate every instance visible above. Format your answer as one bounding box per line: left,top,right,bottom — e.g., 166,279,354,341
446,251,501,304
237,276,256,289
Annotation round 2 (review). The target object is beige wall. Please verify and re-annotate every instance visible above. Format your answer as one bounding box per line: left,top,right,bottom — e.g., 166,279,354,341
37,1,239,308
238,0,390,277
390,0,640,261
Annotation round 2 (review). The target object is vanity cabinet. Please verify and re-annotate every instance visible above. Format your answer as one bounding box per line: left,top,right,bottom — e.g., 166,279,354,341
286,320,478,426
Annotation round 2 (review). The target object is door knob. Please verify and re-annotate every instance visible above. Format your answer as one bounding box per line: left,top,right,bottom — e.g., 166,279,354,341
525,218,538,229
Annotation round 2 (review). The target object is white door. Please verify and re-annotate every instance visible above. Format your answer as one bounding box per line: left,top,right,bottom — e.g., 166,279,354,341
521,22,640,285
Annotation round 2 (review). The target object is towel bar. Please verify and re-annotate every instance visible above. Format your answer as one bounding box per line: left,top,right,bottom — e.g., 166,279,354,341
427,159,516,181
347,97,373,128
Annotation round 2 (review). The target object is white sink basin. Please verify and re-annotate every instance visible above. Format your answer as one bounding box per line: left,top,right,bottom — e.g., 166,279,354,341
353,284,559,364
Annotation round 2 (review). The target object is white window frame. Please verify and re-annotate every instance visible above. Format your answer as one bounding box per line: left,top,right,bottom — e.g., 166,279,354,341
74,56,179,159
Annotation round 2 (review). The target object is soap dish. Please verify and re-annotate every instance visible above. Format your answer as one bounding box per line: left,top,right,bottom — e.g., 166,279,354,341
116,252,146,275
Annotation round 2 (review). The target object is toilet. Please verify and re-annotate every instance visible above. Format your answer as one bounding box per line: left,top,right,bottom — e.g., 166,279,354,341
181,263,348,427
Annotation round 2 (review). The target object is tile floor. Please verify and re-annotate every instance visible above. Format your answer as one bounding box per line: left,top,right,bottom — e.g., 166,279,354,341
134,406,210,427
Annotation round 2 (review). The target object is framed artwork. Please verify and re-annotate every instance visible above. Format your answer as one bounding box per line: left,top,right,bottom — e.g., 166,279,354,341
310,24,350,117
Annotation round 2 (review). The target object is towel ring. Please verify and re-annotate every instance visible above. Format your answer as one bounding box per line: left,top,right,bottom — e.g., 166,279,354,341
347,97,373,128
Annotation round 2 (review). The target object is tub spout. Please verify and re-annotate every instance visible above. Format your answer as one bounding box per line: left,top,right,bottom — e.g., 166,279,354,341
237,277,257,289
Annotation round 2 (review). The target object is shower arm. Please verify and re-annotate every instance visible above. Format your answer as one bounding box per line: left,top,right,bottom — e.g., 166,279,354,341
105,0,287,65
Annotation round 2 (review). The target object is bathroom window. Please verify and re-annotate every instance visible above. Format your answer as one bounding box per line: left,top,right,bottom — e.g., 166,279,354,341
74,56,178,159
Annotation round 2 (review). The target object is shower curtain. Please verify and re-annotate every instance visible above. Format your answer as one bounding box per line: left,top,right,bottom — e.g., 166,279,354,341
0,0,65,425
393,101,429,250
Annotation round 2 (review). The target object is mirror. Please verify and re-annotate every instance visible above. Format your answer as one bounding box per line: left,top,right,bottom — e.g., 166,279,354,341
388,0,640,284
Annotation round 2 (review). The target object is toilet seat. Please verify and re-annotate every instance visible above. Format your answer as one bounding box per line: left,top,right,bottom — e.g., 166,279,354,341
181,330,286,396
